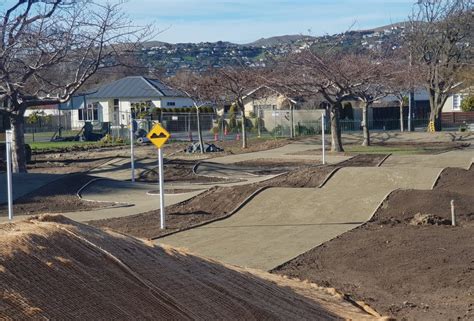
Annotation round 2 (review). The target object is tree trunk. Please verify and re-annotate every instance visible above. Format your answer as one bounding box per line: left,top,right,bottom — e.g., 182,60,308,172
330,103,344,152
361,104,370,146
241,109,248,149
399,100,404,132
195,106,204,154
10,114,28,173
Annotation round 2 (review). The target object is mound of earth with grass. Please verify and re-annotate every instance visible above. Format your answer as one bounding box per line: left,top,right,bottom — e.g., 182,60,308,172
0,215,379,320
273,165,474,321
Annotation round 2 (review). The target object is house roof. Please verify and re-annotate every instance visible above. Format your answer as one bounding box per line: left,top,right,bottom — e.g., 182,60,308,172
86,76,186,99
243,85,298,104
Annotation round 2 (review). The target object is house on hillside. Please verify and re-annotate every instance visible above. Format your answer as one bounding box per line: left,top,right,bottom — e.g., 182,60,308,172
69,76,193,129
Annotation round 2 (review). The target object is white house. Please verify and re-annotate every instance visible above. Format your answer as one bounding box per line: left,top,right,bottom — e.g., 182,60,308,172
70,76,193,129
441,87,473,113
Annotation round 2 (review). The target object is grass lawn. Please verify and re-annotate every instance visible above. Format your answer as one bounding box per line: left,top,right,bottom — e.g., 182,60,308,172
29,141,126,151
344,144,454,155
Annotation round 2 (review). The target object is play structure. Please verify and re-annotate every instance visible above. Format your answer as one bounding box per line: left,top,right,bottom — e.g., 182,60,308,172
50,122,111,142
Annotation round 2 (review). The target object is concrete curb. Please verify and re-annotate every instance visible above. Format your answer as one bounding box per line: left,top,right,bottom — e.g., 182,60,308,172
376,153,392,167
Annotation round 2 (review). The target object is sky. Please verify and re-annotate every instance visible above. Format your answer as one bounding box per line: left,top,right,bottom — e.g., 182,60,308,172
121,0,415,44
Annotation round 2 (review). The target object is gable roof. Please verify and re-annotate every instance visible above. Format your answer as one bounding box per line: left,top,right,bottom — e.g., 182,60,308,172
243,85,298,104
86,76,187,99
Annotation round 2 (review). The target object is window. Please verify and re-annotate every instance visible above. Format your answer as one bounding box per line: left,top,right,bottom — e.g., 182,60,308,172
166,101,176,106
453,95,461,110
113,99,119,107
78,103,99,121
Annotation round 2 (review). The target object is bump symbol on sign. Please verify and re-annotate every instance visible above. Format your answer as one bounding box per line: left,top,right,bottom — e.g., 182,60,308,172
146,123,170,149
150,132,168,139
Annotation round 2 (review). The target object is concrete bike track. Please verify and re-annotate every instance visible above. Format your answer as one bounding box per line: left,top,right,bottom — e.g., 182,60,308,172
157,150,473,271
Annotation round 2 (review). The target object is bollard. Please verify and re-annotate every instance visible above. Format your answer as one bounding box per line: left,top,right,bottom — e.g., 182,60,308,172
236,133,240,141
451,200,456,226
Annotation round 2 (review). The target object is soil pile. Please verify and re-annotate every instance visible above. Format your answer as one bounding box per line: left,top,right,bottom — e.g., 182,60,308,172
0,215,378,320
274,165,474,321
138,159,231,183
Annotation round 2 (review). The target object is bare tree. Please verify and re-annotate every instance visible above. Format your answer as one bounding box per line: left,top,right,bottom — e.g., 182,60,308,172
207,67,259,149
168,70,216,153
406,0,473,131
275,52,371,152
350,56,392,146
0,0,150,172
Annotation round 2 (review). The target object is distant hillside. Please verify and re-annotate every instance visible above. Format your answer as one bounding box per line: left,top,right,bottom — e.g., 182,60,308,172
360,22,408,33
246,35,317,47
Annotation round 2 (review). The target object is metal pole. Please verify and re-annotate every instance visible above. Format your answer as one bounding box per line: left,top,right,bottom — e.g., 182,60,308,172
158,148,165,229
130,116,135,182
322,114,326,165
6,130,13,220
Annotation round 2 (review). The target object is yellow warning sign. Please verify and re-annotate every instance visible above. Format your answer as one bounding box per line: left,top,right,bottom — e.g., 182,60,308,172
146,123,170,148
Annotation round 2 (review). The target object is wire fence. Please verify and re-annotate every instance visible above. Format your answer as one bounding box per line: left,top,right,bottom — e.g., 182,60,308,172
21,109,469,144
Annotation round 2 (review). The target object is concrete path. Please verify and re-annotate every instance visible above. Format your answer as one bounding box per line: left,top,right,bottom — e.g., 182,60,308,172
209,141,350,165
157,166,442,271
0,180,203,224
0,173,64,204
382,150,474,169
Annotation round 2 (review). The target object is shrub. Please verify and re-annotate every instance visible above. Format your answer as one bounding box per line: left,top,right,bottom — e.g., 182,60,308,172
461,95,474,112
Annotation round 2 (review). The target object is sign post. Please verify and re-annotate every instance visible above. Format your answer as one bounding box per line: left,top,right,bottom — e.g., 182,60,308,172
321,115,326,165
146,124,171,229
130,117,135,182
5,130,13,220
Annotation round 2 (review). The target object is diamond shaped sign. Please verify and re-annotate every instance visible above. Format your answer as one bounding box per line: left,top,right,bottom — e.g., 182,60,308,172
147,123,170,149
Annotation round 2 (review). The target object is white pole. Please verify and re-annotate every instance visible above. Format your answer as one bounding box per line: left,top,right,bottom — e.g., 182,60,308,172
322,114,326,165
130,117,135,182
450,200,456,227
5,130,13,220
158,148,165,229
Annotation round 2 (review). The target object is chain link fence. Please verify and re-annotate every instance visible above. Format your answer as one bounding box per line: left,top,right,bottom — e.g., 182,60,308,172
22,108,464,145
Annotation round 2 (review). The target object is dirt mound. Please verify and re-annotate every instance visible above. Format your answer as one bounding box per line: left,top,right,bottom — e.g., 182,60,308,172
274,166,474,320
0,215,377,320
409,213,451,226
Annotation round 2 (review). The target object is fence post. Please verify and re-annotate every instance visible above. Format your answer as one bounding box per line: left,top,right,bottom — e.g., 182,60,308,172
5,130,13,220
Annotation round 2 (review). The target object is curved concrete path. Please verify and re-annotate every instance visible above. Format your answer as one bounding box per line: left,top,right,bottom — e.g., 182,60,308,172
157,166,442,271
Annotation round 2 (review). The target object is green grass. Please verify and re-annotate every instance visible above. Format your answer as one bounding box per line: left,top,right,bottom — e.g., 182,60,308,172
29,140,126,151
344,145,450,155
29,141,96,150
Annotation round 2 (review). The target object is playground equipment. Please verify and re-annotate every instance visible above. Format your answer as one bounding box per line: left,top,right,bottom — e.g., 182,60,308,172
50,122,110,142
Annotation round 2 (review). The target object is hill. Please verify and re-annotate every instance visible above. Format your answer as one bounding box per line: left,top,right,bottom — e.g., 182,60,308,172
0,215,379,320
246,35,317,47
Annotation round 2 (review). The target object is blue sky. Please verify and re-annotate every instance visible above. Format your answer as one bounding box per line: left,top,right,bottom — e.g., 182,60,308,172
122,0,415,43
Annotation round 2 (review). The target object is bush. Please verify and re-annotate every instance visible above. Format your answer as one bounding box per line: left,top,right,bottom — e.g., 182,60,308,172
461,95,474,112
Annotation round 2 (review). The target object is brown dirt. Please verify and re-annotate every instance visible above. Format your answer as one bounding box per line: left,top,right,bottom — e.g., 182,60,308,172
0,174,114,216
0,215,377,320
138,159,233,184
273,165,474,321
